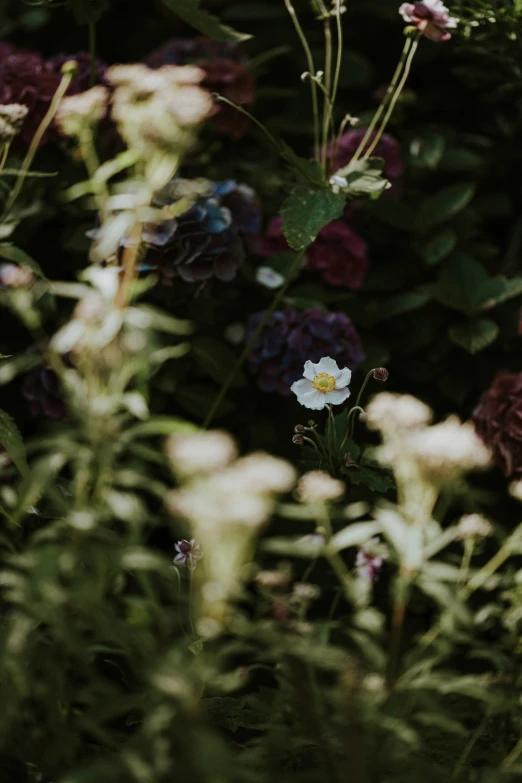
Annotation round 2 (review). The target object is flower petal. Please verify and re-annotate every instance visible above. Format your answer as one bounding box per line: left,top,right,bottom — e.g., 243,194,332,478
291,378,313,396
336,367,352,388
326,388,351,406
303,360,316,381
315,356,341,378
297,388,327,410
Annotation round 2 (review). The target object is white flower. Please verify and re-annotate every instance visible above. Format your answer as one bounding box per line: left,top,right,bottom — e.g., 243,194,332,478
232,453,296,494
329,174,348,193
457,514,492,540
291,357,351,411
173,539,202,570
255,266,285,289
406,416,491,479
366,392,432,433
295,470,345,504
167,430,237,476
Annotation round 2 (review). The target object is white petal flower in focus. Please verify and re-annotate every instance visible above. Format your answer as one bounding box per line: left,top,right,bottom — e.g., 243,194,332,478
291,357,351,411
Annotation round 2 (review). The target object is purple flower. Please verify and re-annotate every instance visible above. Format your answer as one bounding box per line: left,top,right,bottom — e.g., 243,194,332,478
0,41,106,151
355,538,385,582
250,216,369,290
147,37,255,140
399,0,459,42
173,539,202,571
327,129,404,196
246,307,365,395
140,180,261,285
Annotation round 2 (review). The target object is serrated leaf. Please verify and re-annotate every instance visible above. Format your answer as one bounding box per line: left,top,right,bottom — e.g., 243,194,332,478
192,336,246,388
280,185,345,250
0,243,46,279
279,142,325,186
417,182,476,231
71,0,109,24
0,409,27,476
448,318,499,354
160,0,250,42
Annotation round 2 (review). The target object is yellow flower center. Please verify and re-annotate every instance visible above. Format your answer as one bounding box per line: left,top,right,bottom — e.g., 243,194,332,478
312,372,336,393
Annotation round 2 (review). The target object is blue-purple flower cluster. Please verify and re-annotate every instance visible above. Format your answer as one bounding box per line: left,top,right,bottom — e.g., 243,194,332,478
246,307,365,395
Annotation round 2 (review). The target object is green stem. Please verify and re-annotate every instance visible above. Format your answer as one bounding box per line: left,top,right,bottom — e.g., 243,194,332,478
0,141,11,174
203,249,305,428
324,0,344,170
214,95,282,152
502,733,522,769
350,36,412,165
88,23,96,87
2,72,73,220
364,33,420,159
284,0,320,163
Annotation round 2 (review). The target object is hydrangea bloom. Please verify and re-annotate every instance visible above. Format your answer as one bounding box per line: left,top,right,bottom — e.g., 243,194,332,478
147,37,255,139
327,128,404,195
399,0,459,41
246,307,365,395
250,216,369,290
0,42,106,150
140,180,261,284
473,370,522,477
291,357,351,410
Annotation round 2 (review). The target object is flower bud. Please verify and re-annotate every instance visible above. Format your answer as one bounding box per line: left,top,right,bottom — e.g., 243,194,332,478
294,424,306,434
373,367,389,382
61,60,79,77
292,434,304,445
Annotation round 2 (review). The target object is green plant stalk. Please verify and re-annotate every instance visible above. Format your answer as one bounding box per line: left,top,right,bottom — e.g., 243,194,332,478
350,36,412,165
326,0,344,165
318,502,352,603
0,141,11,174
386,575,411,689
340,405,364,450
2,71,73,220
203,249,306,428
78,128,109,213
214,96,282,153
364,33,420,159
342,368,377,445
283,0,321,163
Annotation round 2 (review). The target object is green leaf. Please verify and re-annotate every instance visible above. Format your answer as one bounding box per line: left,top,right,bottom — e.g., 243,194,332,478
374,291,431,322
202,697,264,732
160,0,251,42
448,318,499,354
344,465,394,493
279,142,325,186
70,0,109,24
192,336,246,388
420,228,457,265
0,409,27,476
0,243,46,279
432,254,488,315
477,276,522,311
280,185,345,250
409,132,446,170
329,521,381,553
366,199,416,232
417,182,476,231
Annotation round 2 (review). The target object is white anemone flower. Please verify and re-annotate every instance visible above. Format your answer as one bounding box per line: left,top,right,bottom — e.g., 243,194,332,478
291,357,351,410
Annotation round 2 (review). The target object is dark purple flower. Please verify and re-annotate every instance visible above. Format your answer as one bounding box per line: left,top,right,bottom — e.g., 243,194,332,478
399,1,459,42
473,370,522,478
22,365,68,421
140,180,261,285
250,215,369,290
246,307,365,395
147,37,255,140
327,128,404,195
0,41,106,151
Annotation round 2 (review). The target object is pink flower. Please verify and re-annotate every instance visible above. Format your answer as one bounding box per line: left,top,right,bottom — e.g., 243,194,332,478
173,539,202,571
399,0,459,42
355,538,385,582
250,216,370,290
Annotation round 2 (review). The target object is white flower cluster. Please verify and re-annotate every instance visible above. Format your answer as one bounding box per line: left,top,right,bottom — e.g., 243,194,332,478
295,470,344,504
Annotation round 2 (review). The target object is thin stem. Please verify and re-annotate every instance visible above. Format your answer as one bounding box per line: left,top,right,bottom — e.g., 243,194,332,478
0,141,11,174
324,0,344,171
2,71,73,220
364,33,420,159
283,0,320,162
214,95,282,152
503,733,522,769
203,249,305,428
350,36,412,165
343,369,375,444
459,537,475,586
302,435,322,457
88,23,96,87
78,129,109,214
115,221,142,309
386,577,410,689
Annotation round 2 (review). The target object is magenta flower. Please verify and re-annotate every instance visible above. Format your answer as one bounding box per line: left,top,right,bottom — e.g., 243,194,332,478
355,538,385,582
250,216,369,290
399,0,459,42
173,539,203,571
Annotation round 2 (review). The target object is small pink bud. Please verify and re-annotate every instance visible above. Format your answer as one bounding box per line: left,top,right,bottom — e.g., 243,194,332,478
294,424,306,434
292,434,304,445
373,367,389,382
